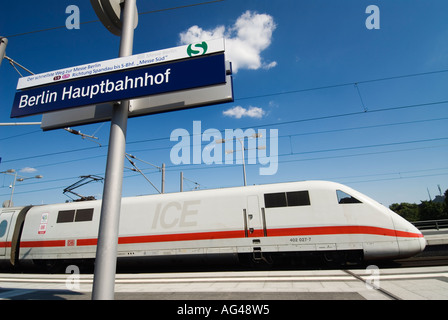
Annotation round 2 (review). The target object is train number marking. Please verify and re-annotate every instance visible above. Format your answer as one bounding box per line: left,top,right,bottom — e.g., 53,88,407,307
290,237,312,243
152,200,200,229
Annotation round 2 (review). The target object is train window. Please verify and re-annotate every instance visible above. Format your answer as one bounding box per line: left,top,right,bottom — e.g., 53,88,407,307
264,192,287,208
57,208,94,223
57,210,75,223
337,190,362,204
287,191,311,206
0,220,7,238
264,191,311,208
75,208,94,222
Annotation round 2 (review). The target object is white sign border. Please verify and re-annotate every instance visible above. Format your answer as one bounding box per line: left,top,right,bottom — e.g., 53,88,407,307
17,38,225,90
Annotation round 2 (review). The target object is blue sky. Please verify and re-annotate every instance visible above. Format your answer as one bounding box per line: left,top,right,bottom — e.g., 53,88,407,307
1,0,447,207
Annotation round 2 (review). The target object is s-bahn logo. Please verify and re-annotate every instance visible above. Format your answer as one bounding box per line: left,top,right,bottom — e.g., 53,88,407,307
187,41,208,57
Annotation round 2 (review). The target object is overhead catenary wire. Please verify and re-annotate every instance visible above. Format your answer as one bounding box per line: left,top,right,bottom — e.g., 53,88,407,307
2,98,448,165
354,83,367,112
236,69,448,102
2,165,448,197
2,136,447,192
2,89,447,201
126,99,448,146
3,0,226,38
126,116,448,156
158,139,448,173
1,65,447,200
125,153,161,194
4,136,446,184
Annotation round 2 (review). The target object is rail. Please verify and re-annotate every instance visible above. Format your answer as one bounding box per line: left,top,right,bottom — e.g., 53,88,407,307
412,219,448,230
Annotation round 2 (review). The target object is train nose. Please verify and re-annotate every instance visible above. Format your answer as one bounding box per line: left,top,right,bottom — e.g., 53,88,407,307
418,235,427,252
392,215,426,258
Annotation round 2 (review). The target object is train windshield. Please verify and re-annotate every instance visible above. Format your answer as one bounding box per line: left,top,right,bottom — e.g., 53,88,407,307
337,190,362,204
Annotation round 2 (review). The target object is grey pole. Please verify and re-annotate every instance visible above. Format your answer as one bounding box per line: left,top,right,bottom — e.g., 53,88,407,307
238,139,247,186
92,0,136,300
161,163,165,194
0,37,8,67
180,172,183,192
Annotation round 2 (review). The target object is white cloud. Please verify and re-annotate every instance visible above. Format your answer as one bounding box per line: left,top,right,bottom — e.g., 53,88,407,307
179,10,276,73
20,167,37,173
263,61,277,70
223,106,265,119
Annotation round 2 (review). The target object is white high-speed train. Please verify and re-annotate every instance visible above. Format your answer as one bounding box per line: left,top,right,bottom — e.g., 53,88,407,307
0,181,425,269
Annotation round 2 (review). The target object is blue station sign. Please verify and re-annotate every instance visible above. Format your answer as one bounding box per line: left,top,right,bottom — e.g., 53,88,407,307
11,53,226,118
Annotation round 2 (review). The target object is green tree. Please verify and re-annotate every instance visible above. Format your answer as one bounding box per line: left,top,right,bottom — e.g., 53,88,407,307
389,203,419,221
390,188,448,221
418,200,447,221
444,189,448,215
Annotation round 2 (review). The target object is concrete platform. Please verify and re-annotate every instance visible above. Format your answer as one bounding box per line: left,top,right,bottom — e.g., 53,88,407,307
423,230,448,245
0,266,447,300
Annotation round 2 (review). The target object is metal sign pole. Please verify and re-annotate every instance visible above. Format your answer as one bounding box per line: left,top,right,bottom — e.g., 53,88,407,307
0,37,8,67
92,0,136,300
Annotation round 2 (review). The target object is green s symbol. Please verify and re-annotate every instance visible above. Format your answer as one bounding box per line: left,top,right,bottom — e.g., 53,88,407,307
187,41,208,57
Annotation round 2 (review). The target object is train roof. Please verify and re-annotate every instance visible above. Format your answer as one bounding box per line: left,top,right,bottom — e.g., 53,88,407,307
2,180,361,209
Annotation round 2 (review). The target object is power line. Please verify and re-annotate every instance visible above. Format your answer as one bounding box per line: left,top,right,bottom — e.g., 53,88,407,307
278,144,448,166
25,135,448,178
2,98,447,164
3,135,447,199
288,137,448,157
0,129,40,141
327,166,448,182
124,116,448,156
244,100,448,131
2,68,447,198
3,0,225,38
3,20,98,39
159,139,448,173
139,0,225,15
6,137,445,183
236,69,448,102
1,145,102,164
126,101,448,147
286,116,448,138
340,172,448,186
3,164,447,197
354,83,367,112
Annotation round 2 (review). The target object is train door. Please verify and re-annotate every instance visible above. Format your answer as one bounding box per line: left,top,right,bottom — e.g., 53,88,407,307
244,195,266,237
0,209,15,256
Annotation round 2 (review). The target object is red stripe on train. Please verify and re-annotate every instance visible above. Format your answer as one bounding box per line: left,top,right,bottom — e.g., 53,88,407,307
13,225,422,248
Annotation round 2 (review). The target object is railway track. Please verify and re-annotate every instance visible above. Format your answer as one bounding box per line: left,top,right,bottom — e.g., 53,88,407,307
342,269,402,300
392,255,448,268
